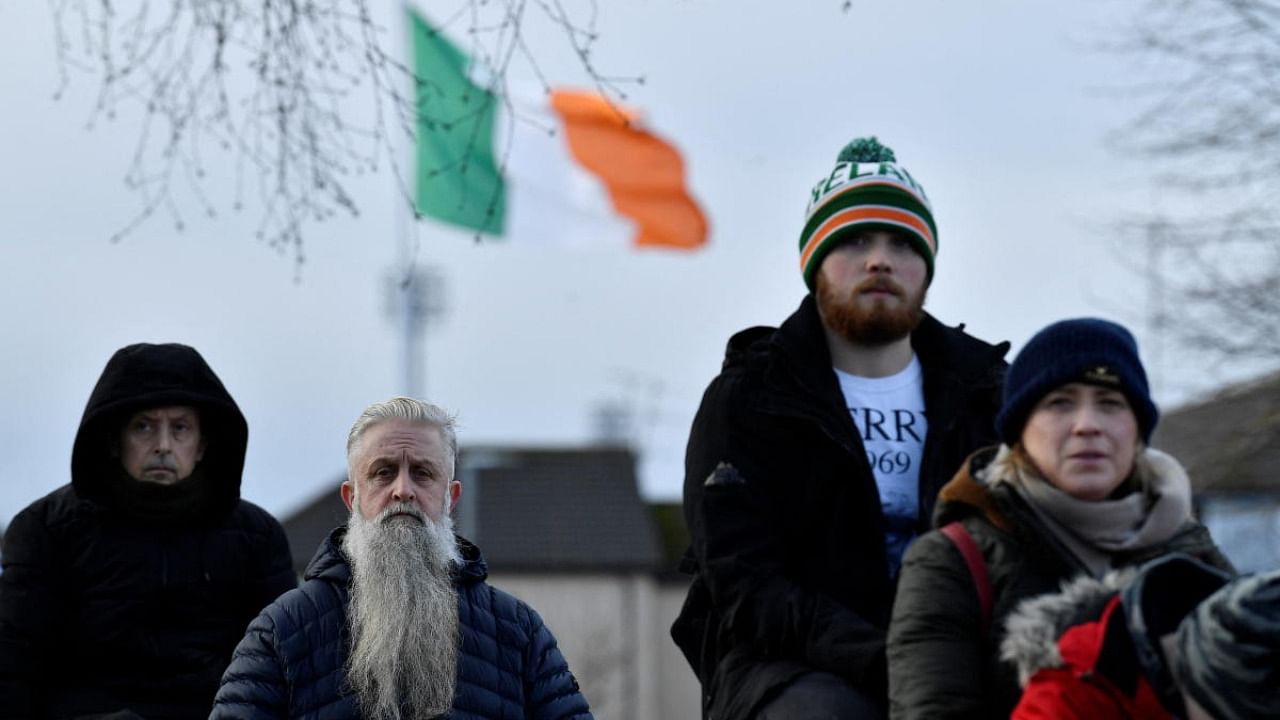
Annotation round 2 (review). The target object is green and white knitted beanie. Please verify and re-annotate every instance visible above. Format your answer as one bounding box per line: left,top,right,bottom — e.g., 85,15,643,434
798,137,937,290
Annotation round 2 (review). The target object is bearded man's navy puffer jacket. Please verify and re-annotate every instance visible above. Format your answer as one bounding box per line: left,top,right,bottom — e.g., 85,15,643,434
211,528,594,720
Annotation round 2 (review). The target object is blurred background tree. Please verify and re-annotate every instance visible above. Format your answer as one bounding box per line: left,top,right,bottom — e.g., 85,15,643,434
1109,0,1280,373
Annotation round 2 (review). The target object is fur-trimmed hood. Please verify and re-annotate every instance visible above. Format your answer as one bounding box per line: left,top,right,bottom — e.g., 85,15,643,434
1000,570,1135,685
1002,552,1234,717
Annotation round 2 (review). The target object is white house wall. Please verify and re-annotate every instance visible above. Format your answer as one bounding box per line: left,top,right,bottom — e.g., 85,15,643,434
488,572,701,720
1201,495,1280,572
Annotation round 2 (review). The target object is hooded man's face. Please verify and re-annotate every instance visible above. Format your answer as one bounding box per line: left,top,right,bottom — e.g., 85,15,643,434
118,405,206,485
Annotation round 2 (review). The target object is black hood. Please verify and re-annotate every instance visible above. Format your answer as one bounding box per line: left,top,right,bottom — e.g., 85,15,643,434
71,343,248,518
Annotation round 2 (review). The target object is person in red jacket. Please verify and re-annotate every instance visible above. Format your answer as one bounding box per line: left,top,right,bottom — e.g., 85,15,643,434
1004,554,1233,719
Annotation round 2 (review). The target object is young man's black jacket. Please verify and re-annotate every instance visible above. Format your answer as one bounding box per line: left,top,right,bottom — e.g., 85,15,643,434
671,295,1007,719
0,343,296,719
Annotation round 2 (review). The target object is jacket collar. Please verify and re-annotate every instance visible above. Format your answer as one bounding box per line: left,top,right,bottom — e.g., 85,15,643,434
934,447,1016,532
306,525,490,586
742,294,1007,410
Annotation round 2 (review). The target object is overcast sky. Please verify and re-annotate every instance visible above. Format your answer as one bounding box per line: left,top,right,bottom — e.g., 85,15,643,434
0,1,1237,526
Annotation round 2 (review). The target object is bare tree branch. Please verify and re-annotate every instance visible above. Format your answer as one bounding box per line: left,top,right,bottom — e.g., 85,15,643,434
49,0,639,269
1107,0,1280,372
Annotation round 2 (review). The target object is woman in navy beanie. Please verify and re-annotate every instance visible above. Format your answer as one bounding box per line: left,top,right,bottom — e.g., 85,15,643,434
888,318,1231,719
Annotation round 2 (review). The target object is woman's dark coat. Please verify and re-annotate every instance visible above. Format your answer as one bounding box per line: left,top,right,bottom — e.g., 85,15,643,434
887,447,1232,720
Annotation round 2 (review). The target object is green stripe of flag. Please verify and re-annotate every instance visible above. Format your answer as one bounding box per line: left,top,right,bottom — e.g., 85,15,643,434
409,8,505,235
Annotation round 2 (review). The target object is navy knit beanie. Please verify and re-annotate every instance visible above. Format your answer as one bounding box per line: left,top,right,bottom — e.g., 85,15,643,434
995,318,1158,444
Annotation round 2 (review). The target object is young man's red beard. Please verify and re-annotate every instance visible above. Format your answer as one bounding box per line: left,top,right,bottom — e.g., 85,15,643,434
816,273,927,347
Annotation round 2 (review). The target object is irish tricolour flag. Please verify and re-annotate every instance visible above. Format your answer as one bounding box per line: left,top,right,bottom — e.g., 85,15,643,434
408,8,708,250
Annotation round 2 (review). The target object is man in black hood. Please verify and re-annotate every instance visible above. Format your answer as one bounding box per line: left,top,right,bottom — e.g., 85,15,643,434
0,343,296,719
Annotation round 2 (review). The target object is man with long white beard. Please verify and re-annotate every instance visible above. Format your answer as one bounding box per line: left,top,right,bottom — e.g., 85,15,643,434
670,137,1009,719
212,397,593,720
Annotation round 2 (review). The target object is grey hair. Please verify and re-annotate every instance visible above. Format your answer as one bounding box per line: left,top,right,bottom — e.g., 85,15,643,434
346,397,458,478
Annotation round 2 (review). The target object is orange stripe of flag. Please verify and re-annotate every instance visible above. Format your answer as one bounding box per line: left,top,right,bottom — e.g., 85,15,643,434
549,90,707,249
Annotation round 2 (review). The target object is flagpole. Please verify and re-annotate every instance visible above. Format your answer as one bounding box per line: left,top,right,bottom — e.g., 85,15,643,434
395,195,422,400
395,0,419,400
391,0,444,402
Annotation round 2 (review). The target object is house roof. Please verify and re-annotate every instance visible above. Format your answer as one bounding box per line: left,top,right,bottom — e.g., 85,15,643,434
1153,370,1280,495
459,446,664,572
280,445,664,576
279,475,348,573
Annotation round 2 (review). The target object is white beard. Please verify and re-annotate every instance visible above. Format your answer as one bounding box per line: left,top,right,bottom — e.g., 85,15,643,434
342,499,462,720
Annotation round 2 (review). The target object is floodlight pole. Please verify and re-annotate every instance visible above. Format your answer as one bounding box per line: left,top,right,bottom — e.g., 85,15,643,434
388,1,446,401
388,214,446,400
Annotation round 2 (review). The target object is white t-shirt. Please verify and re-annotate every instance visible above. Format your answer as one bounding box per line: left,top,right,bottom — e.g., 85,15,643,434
835,355,927,578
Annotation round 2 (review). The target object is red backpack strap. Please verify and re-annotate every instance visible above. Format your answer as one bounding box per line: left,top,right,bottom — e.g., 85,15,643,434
940,521,993,635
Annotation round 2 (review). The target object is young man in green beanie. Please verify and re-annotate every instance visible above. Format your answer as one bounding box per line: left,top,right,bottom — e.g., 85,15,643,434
671,137,1009,719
